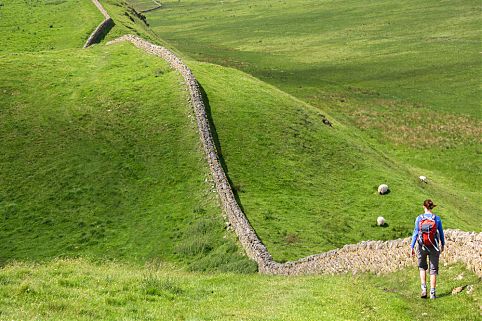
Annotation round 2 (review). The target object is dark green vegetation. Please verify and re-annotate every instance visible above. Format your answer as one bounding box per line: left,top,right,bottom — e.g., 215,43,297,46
137,0,481,260
0,259,480,320
0,0,254,272
99,0,160,43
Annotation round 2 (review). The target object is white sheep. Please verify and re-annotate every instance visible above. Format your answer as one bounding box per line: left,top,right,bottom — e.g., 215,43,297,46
377,216,385,226
419,176,428,183
378,184,389,195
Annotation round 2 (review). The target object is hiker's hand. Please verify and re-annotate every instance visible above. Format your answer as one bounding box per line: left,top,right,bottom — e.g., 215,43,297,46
411,248,415,257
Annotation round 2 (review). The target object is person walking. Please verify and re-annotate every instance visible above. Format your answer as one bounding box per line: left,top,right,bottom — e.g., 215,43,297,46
410,199,445,299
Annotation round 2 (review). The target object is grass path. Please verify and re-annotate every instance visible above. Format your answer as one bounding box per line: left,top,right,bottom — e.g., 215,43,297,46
0,259,480,320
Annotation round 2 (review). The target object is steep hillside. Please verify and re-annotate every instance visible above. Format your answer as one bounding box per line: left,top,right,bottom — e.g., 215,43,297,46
0,1,254,272
189,61,480,261
140,0,481,217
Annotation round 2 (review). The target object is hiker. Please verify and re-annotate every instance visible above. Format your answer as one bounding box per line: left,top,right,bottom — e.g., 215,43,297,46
410,199,445,299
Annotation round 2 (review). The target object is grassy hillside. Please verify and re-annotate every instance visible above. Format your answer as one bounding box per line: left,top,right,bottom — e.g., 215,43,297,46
0,259,480,320
0,2,480,320
140,0,481,212
0,2,254,272
2,0,479,265
189,61,480,261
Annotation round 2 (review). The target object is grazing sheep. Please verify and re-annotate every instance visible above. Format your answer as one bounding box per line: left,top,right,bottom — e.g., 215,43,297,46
378,184,389,195
419,176,428,183
377,216,385,226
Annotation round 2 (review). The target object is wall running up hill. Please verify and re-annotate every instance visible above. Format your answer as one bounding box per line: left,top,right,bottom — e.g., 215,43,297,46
89,1,482,276
106,34,275,272
83,0,114,48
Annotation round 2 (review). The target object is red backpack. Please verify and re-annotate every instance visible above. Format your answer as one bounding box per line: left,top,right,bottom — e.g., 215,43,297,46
418,214,439,249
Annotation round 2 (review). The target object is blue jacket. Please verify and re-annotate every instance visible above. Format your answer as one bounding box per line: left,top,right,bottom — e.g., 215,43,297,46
410,213,445,249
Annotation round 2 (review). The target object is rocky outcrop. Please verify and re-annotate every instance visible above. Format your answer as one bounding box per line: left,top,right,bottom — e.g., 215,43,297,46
83,0,114,48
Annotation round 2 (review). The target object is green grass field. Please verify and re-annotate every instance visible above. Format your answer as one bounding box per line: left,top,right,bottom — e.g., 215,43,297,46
0,259,480,320
1,0,480,264
130,0,160,12
142,0,481,219
143,0,480,117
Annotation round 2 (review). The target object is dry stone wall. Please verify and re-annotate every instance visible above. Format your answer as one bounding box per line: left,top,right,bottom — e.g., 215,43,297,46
89,0,482,277
140,1,163,13
106,35,275,272
83,0,114,48
267,230,482,276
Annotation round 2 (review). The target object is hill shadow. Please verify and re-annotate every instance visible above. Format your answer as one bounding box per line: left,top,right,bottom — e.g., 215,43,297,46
198,82,247,214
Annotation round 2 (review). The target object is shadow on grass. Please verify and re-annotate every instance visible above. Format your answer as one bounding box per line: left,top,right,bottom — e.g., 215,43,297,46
435,292,453,299
198,82,247,214
89,19,115,46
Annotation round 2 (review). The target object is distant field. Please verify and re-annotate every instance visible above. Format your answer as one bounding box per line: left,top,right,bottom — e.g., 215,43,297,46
0,0,101,52
142,0,480,117
0,259,479,320
130,0,160,12
141,0,481,211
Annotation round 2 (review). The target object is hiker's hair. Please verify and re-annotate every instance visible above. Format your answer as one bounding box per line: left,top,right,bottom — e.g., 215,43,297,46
423,199,436,210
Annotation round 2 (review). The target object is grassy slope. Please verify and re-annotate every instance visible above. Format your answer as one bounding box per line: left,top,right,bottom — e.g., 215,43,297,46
190,62,479,261
0,1,480,320
0,259,480,320
141,0,481,212
0,1,254,272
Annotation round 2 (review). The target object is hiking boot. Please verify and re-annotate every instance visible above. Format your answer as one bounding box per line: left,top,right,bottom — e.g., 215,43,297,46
421,288,427,298
430,290,436,299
